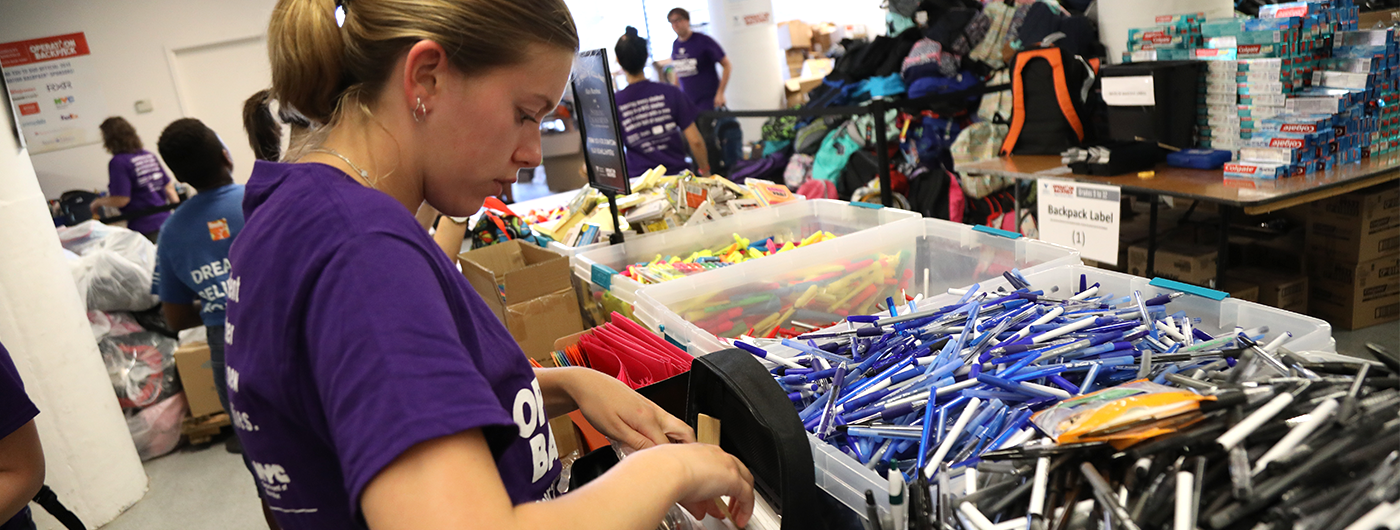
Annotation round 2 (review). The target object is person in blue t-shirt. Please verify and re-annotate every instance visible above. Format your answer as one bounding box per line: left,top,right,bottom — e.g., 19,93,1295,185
0,341,44,530
153,118,245,423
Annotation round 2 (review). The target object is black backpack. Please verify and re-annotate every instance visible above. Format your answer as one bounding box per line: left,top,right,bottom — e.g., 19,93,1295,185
999,45,1098,155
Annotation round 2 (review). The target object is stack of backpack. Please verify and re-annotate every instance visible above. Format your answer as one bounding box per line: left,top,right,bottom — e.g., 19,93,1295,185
766,0,1104,233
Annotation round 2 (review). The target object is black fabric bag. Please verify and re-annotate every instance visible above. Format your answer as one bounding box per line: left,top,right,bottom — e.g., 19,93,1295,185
875,28,924,78
907,164,953,220
837,149,879,200
1000,46,1097,155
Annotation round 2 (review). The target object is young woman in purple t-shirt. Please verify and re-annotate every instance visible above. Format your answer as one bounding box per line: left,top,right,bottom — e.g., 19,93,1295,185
223,1,754,529
90,117,180,241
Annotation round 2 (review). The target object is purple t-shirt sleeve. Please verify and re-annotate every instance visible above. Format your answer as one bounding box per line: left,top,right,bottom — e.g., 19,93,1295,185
0,344,38,440
108,156,133,198
709,36,727,61
303,232,519,510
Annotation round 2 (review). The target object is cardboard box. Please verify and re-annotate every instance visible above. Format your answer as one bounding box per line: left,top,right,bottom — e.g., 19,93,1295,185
1305,186,1400,263
784,75,825,107
1220,278,1260,303
460,240,585,362
784,49,807,79
811,23,840,54
173,341,224,418
1227,266,1307,309
1307,255,1400,330
778,20,812,50
1127,240,1219,286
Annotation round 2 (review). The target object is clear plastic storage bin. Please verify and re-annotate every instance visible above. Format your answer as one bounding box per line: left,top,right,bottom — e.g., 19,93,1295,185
803,263,1336,524
632,218,1082,356
572,199,919,319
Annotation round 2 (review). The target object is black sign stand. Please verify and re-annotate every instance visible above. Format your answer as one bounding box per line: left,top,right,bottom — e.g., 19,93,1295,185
571,49,630,245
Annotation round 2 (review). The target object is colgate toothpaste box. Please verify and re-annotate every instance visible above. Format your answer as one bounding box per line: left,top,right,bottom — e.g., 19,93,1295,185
1224,161,1292,179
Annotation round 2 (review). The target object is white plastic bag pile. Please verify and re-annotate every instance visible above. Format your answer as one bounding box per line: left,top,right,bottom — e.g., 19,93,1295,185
57,221,159,312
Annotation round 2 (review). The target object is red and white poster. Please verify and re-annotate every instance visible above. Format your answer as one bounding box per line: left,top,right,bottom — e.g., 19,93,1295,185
0,32,109,154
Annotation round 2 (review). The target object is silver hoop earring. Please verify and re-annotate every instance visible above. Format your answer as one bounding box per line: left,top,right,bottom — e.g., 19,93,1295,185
412,97,428,123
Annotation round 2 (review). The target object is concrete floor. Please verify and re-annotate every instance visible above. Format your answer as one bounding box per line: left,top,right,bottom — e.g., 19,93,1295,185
76,435,266,530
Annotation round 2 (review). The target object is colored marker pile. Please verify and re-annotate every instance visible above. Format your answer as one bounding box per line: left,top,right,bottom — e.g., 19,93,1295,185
666,251,915,340
740,274,1399,530
621,231,837,286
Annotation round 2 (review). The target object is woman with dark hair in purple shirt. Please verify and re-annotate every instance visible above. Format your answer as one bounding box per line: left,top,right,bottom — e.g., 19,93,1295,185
90,117,180,242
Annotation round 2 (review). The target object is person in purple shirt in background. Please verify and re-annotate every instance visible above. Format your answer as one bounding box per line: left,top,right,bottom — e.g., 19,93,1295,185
667,8,731,112
90,117,180,242
224,1,753,529
0,342,45,530
614,27,709,178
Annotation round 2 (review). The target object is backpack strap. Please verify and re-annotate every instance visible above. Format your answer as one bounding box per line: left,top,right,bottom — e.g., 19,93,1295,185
1000,48,1086,155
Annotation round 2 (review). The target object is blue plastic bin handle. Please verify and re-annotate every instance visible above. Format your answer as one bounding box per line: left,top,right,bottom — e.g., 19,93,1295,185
972,225,1023,239
591,263,618,291
1149,278,1229,301
849,201,885,209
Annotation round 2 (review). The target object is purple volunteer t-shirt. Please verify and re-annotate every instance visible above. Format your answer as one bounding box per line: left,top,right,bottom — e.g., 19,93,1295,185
225,161,562,529
0,343,39,530
616,80,699,178
672,32,725,111
107,150,172,234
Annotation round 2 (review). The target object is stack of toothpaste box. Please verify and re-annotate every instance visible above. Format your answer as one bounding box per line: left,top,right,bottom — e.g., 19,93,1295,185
1124,13,1204,63
1195,0,1354,152
1226,26,1399,180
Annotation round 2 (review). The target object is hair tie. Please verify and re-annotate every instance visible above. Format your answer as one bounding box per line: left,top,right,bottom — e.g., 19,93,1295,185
334,0,348,27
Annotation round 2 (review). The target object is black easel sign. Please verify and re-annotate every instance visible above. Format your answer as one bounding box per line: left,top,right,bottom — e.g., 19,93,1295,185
570,49,631,196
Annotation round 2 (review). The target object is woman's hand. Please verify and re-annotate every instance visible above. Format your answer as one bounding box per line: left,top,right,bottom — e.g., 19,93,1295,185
636,443,754,527
565,368,695,450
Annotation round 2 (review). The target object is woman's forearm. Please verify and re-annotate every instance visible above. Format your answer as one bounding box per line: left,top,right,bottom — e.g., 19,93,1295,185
534,367,582,417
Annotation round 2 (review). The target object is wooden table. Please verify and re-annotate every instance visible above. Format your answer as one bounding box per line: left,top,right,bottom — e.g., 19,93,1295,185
956,154,1400,285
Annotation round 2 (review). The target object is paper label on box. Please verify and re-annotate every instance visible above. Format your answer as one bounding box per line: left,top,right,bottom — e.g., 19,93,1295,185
1037,178,1121,265
1102,75,1155,106
1130,50,1158,62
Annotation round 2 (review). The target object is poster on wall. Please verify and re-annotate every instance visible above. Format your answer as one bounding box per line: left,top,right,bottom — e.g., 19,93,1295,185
726,0,773,31
0,32,109,154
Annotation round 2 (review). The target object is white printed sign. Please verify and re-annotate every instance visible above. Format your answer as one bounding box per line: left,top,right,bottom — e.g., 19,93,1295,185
1036,178,1122,265
0,33,109,154
1101,75,1155,107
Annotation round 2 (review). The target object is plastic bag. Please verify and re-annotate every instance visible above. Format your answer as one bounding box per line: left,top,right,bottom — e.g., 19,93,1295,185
60,221,158,312
87,311,145,341
127,392,187,460
98,332,181,410
1031,380,1209,447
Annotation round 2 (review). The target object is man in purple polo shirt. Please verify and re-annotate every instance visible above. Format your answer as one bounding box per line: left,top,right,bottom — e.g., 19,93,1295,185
667,8,731,112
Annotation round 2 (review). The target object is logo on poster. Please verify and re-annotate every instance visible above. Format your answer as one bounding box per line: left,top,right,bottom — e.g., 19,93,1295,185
17,102,39,116
29,39,79,61
59,113,78,121
46,81,72,92
54,95,75,109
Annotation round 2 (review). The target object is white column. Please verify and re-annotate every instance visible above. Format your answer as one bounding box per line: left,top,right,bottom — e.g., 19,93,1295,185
0,105,147,526
1097,0,1234,63
707,0,785,141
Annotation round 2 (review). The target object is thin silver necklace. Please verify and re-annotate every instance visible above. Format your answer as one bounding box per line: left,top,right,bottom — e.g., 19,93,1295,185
308,147,375,187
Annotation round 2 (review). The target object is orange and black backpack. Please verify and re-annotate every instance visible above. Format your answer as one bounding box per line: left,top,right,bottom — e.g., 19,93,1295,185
999,45,1101,156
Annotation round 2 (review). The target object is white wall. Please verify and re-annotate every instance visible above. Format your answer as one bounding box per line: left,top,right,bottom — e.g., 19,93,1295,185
0,0,278,199
0,102,148,529
770,0,889,39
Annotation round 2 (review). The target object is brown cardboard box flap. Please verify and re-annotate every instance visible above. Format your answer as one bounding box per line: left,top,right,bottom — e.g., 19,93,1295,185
459,240,574,306
505,244,574,303
505,288,586,362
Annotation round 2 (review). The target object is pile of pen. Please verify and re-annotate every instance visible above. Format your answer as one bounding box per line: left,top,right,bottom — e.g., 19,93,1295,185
734,272,1400,530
